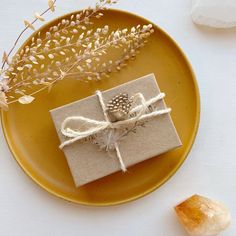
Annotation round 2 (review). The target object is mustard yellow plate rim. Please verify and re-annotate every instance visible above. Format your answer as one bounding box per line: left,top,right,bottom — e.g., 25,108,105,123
1,9,200,206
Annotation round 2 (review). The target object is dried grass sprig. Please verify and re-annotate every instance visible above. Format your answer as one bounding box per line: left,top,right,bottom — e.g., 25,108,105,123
1,0,57,71
0,0,153,110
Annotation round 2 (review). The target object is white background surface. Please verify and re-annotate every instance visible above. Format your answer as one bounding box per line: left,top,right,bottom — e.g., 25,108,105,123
0,0,235,235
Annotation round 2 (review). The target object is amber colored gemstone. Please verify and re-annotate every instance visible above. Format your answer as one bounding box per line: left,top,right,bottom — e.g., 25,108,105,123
175,195,231,236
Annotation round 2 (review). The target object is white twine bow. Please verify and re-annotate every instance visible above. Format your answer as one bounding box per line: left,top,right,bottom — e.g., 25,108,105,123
60,90,171,172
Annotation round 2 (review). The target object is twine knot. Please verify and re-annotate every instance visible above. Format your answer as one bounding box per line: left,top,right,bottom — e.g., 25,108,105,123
60,90,171,172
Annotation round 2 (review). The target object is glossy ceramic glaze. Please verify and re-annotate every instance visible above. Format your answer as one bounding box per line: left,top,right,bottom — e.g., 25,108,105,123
1,9,200,206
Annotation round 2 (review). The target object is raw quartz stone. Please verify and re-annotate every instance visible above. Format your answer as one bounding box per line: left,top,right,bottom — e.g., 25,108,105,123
191,0,236,28
175,195,231,236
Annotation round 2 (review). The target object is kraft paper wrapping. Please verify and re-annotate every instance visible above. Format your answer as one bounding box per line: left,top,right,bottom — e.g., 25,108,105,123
50,74,182,187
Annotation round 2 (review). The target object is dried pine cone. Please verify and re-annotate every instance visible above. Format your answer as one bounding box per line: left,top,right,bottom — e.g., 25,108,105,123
107,93,133,122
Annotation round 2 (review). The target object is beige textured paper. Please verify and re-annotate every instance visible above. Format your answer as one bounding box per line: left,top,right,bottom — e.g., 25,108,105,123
50,74,182,187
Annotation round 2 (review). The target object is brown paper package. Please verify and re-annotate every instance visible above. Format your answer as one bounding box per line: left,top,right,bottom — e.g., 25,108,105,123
50,74,182,187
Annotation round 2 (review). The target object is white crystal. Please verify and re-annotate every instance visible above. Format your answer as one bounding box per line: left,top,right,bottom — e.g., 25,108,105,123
191,0,236,28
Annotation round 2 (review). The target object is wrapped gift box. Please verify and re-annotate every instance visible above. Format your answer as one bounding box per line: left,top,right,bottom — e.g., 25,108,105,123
50,74,182,187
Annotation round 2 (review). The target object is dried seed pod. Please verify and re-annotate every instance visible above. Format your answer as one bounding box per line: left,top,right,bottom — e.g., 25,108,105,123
107,93,133,122
175,195,231,236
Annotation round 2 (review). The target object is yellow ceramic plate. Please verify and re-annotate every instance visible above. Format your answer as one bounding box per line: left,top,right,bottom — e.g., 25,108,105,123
1,9,200,206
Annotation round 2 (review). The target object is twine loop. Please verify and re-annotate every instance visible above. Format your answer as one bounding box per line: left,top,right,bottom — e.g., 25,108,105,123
60,90,171,172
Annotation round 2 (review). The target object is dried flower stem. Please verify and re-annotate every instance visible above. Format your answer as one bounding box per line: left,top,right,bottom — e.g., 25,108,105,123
0,0,154,110
8,25,153,104
6,2,110,71
1,0,57,70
